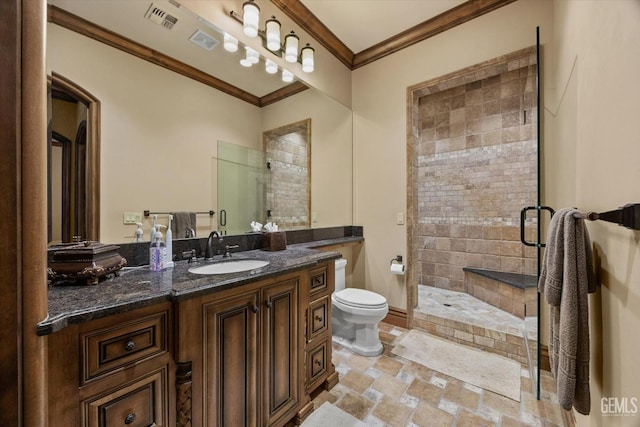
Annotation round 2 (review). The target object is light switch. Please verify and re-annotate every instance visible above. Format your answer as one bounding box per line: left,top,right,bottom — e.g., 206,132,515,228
396,212,405,225
312,211,318,223
123,212,143,224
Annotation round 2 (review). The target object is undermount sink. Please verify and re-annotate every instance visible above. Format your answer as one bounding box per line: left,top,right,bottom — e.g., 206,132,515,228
188,259,270,275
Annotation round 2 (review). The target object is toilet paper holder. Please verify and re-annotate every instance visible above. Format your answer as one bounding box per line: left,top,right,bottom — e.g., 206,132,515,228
390,255,405,275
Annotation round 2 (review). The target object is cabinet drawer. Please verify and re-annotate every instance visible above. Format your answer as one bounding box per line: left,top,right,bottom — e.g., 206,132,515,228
84,367,167,427
306,340,328,389
309,266,328,295
308,296,329,341
83,312,167,382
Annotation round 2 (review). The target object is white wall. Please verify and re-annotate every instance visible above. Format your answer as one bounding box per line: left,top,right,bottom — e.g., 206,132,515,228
549,1,640,425
351,0,554,309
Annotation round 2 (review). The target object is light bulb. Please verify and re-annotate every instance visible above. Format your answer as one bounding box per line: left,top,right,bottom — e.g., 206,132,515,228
265,16,281,52
265,59,278,74
301,44,314,73
242,0,260,38
282,69,294,83
223,33,238,53
284,31,299,63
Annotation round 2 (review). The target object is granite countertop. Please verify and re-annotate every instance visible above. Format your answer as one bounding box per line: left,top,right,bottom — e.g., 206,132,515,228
37,237,362,336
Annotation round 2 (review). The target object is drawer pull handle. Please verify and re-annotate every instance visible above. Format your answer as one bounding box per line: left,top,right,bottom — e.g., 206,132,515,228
124,413,136,424
124,340,136,352
314,315,323,322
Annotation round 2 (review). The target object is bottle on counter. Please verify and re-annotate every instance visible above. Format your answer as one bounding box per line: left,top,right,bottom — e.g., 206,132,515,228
149,230,166,271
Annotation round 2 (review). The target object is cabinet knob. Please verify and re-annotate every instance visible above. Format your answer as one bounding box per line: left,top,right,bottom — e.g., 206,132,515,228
315,359,322,366
314,315,323,322
124,413,136,424
251,305,259,313
265,300,272,308
124,340,136,351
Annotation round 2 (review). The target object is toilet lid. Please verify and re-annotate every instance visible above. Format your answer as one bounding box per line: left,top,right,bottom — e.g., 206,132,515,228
334,288,387,309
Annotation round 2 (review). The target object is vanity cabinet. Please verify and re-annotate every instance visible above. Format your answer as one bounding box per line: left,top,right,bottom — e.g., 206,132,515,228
47,303,174,427
46,259,338,427
176,261,337,427
305,265,339,393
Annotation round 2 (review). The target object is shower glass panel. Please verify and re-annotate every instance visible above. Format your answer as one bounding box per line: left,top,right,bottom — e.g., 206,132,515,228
217,141,268,235
408,41,541,398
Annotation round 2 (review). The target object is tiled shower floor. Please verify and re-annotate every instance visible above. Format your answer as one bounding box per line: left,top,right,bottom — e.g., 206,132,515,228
415,285,537,341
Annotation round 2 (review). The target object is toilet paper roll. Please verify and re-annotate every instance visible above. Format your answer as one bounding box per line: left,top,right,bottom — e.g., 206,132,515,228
390,263,405,275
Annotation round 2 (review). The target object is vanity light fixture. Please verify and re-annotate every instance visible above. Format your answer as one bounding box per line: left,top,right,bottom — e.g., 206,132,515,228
265,16,281,52
265,59,278,74
282,69,294,83
229,0,315,74
223,32,238,52
240,46,260,67
284,31,299,63
242,0,260,38
301,43,314,73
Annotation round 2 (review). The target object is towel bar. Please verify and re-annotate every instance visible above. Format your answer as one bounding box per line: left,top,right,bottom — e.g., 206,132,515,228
573,203,640,230
143,210,215,217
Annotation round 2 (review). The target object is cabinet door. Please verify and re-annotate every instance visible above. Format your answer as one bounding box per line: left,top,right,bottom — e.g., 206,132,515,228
262,278,299,426
204,290,260,427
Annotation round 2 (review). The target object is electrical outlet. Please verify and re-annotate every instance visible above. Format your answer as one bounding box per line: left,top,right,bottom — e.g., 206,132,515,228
123,212,142,224
312,211,317,223
396,212,405,225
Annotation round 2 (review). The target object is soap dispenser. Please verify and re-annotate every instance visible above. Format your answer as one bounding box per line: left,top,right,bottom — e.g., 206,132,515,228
134,223,143,242
165,215,174,268
149,229,166,271
150,214,158,242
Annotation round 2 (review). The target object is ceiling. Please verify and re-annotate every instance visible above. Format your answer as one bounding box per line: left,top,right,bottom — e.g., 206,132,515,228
300,0,466,54
47,0,516,105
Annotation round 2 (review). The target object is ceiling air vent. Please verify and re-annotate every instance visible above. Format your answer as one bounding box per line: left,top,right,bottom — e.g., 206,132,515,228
189,29,219,51
144,3,178,30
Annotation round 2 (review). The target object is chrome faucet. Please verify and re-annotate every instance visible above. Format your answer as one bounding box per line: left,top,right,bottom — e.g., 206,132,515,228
204,231,223,260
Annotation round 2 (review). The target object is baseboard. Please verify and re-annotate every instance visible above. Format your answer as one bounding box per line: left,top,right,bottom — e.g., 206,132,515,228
540,344,551,372
383,306,408,329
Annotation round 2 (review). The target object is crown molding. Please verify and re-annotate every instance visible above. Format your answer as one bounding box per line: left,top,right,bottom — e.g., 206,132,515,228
48,5,306,107
272,0,518,70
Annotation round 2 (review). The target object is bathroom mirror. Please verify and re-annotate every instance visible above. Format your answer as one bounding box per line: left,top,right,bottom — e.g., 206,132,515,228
46,0,353,244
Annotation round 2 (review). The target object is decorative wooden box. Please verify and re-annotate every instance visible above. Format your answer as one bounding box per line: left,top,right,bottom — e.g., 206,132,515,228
48,241,127,286
263,231,287,251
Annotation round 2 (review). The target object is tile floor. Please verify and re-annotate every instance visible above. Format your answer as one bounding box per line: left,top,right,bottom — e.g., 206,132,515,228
415,285,537,341
309,322,567,427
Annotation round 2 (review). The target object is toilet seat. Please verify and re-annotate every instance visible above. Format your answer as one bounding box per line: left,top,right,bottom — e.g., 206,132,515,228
334,288,387,309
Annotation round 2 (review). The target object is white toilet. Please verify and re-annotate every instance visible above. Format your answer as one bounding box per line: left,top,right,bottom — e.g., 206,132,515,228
332,258,389,356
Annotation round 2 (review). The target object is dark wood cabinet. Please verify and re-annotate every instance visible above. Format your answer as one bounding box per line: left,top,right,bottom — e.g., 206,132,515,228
47,260,338,427
47,303,174,427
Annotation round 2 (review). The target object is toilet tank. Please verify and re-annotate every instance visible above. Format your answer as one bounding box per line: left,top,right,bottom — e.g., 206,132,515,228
334,258,347,292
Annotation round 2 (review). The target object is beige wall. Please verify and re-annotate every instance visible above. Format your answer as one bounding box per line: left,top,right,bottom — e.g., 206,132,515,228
548,1,640,425
47,24,353,243
262,89,353,229
351,0,554,309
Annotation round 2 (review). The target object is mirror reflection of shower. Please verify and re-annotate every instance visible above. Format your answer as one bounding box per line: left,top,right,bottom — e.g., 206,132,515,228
216,119,310,235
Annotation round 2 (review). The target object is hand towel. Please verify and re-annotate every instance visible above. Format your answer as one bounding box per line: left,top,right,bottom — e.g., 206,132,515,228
171,212,196,238
538,208,596,415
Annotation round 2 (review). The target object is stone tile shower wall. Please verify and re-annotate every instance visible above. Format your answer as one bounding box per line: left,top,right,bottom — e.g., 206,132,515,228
415,52,538,293
264,120,310,229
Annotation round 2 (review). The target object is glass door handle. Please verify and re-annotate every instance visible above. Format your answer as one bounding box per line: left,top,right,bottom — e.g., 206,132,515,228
520,206,554,247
